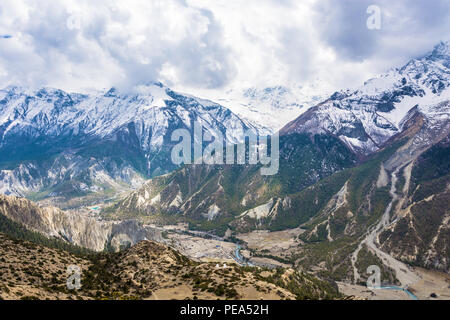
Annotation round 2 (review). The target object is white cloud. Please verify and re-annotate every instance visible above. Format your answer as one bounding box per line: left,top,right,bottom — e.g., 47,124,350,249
0,0,448,95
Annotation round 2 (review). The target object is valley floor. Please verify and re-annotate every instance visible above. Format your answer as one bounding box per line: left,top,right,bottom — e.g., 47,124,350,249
338,267,450,300
147,223,449,300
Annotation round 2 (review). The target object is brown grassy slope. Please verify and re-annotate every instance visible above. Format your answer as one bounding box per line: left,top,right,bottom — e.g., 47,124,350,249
0,233,340,300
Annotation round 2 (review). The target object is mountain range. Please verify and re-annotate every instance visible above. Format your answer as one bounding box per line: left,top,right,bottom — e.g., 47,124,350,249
0,82,261,207
107,41,450,281
0,41,449,299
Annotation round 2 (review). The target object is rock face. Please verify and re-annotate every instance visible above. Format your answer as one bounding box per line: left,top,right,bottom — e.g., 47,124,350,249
0,194,160,251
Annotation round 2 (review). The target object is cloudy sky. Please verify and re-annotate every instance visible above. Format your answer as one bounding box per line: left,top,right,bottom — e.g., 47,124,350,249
0,0,449,95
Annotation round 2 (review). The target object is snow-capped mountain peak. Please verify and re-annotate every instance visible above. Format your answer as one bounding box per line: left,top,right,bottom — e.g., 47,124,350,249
281,41,450,155
0,82,262,199
425,40,450,61
199,80,331,135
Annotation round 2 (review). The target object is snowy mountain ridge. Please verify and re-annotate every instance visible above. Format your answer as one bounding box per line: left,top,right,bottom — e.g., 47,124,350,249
281,41,450,155
0,82,256,151
198,80,331,134
0,83,260,200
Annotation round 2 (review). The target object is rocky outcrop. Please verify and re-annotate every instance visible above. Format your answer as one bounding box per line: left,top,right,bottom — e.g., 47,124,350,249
0,194,161,251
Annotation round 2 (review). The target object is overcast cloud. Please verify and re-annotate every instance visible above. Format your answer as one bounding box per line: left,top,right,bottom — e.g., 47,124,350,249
0,0,449,94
